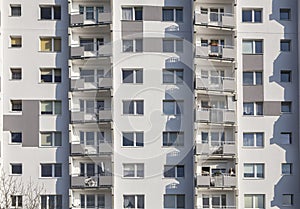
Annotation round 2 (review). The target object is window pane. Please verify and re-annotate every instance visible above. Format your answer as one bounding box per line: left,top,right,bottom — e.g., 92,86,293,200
122,8,133,20
281,71,291,82
254,10,262,22
177,195,185,208
164,166,175,177
123,133,134,146
255,195,265,208
176,40,183,52
164,195,175,208
282,164,291,174
123,40,133,52
86,195,95,207
136,132,144,146
41,164,52,177
135,39,143,52
243,103,254,115
163,9,174,21
54,6,61,19
54,132,62,146
41,7,51,19
242,10,252,22
243,133,254,146
136,69,143,83
123,101,134,114
163,40,174,52
97,195,105,208
54,164,62,177
136,101,144,114
280,133,291,144
54,101,62,114
243,72,253,85
256,164,264,178
244,164,254,177
136,164,144,177
255,41,263,53
41,101,53,114
256,72,263,85
176,9,183,22
40,38,52,51
176,70,184,83
54,38,61,52
41,133,52,146
244,195,253,208
123,164,135,177
135,7,143,20
163,70,174,84
41,69,52,82
137,195,144,208
163,101,175,115
177,165,184,177
86,132,94,145
124,195,135,208
242,41,253,54
86,7,94,20
11,6,21,16
123,70,133,83
11,132,22,143
256,133,264,147
256,103,263,115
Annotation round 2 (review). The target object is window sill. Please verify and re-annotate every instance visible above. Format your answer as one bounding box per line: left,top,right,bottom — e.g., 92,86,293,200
9,174,22,176
9,46,22,49
121,20,143,22
243,177,264,180
121,146,144,148
242,146,264,149
38,51,61,53
121,114,144,116
9,79,22,81
38,82,61,84
122,177,144,179
9,142,22,145
39,146,62,148
38,19,61,21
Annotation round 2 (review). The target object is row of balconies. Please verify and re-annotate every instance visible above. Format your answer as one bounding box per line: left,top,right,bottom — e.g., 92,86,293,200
195,108,235,124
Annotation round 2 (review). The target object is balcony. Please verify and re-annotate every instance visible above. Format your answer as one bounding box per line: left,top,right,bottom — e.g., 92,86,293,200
71,174,112,189
196,142,236,156
70,12,112,27
196,76,235,92
197,175,236,188
196,45,235,61
195,108,235,124
195,11,235,29
71,76,112,91
70,108,112,124
70,43,112,59
196,207,236,209
71,143,112,156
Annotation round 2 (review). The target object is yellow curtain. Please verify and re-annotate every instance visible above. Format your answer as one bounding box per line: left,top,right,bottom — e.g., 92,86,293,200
40,38,51,51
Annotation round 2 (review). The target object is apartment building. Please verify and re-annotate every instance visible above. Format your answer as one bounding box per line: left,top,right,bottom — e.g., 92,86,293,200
0,0,299,208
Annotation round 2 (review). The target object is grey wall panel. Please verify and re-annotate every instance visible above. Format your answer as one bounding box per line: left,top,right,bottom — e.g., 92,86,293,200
143,38,162,52
264,101,281,116
121,21,143,39
3,100,39,147
243,54,263,71
243,85,264,102
144,6,162,21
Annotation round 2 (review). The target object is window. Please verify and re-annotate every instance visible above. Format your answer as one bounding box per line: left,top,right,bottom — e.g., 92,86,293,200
163,100,183,115
80,194,105,209
282,163,292,175
162,8,183,22
80,131,110,145
244,194,265,208
123,195,144,209
242,40,263,54
280,132,291,144
11,132,22,143
243,72,262,85
11,195,22,207
123,163,144,178
164,194,185,209
123,39,143,52
41,163,62,177
242,9,262,23
163,69,183,84
41,101,62,115
10,5,21,16
123,100,144,115
243,133,264,147
243,102,263,115
40,5,61,20
10,68,22,80
11,100,22,111
280,40,291,52
163,39,183,53
164,165,184,178
122,7,143,20
280,70,291,82
202,194,226,208
244,164,264,178
281,102,291,113
41,195,62,209
79,100,105,114
40,37,61,52
163,132,184,146
122,69,143,83
80,69,105,82
122,132,144,147
10,36,22,48
282,194,293,206
40,68,61,83
11,163,22,175
280,8,291,20
40,132,62,147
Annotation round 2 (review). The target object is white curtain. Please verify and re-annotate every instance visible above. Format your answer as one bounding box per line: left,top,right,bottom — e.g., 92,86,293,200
243,41,253,54
122,8,133,20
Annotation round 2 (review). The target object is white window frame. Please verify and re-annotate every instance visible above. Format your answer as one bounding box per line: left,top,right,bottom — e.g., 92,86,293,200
40,163,62,177
11,100,22,112
40,100,62,115
242,8,263,23
10,36,22,48
80,194,105,209
163,100,183,115
39,37,61,52
123,163,144,178
243,132,264,148
39,5,61,20
244,194,265,209
10,132,22,144
41,195,62,209
243,163,264,179
122,39,143,52
162,8,183,22
163,131,184,147
10,4,21,17
163,39,183,53
10,68,22,80
122,69,143,84
164,194,185,209
164,165,185,178
80,131,108,145
163,69,184,84
243,102,263,116
40,132,62,147
122,100,144,115
202,194,227,208
242,40,263,54
10,163,22,175
123,195,144,209
243,71,263,85
122,7,143,21
40,68,61,83
122,132,144,147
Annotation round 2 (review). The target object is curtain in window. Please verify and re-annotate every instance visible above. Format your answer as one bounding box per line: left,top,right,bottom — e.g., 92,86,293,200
243,133,254,146
80,69,94,82
41,133,52,146
122,8,133,20
40,38,51,51
163,9,174,21
243,103,254,115
244,195,253,208
242,41,253,54
244,164,254,177
41,101,52,114
123,40,133,52
86,7,94,20
41,69,52,82
124,195,135,207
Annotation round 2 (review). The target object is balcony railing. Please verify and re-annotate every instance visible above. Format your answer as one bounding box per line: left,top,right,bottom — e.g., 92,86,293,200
196,141,236,156
70,108,112,124
196,75,235,92
71,143,112,156
71,173,112,188
195,11,235,28
196,206,236,209
197,174,236,188
70,12,112,26
195,108,235,124
70,76,112,91
196,45,235,61
70,43,112,59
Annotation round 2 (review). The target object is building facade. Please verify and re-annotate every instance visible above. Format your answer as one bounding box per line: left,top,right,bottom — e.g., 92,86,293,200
0,0,299,208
